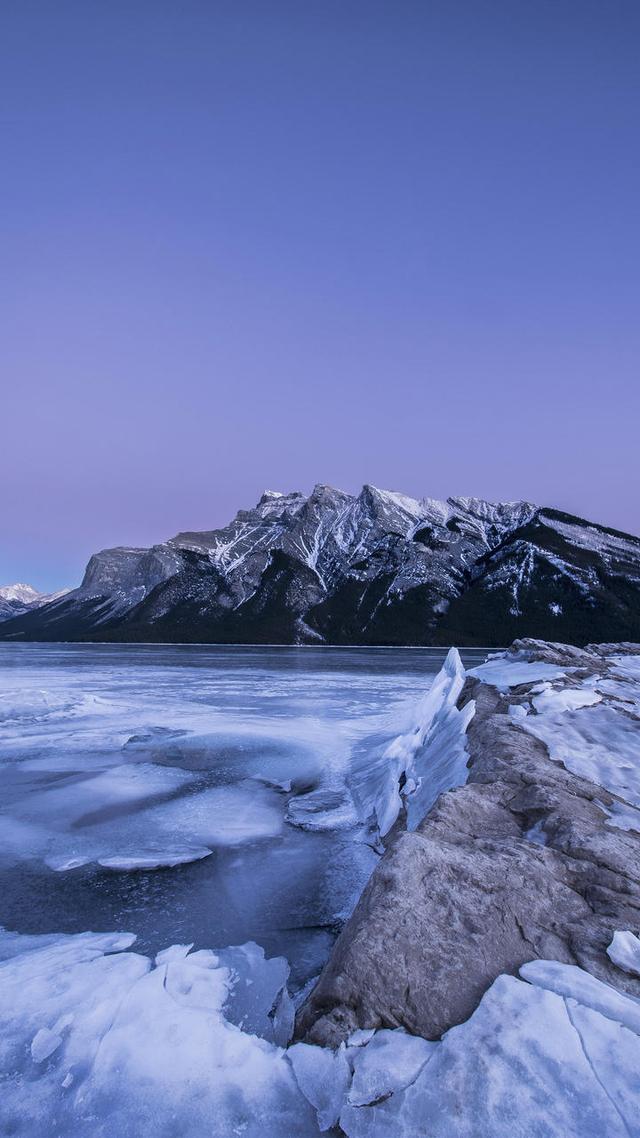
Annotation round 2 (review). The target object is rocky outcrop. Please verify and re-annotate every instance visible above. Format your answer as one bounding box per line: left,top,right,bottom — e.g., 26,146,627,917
2,488,640,644
297,641,640,1045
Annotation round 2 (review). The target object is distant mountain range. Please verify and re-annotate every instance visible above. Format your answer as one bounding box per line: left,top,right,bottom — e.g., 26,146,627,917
1,486,639,646
0,583,69,623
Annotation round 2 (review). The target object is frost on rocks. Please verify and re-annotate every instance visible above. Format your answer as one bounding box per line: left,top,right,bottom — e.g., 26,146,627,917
350,648,474,837
602,798,640,834
512,688,640,807
498,648,640,831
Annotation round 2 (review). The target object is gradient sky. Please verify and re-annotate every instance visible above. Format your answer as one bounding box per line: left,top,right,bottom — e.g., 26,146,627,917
2,1,639,591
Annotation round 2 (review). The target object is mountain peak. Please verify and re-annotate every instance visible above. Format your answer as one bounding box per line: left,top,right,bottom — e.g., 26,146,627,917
0,583,42,604
257,490,284,504
2,486,639,646
0,583,70,621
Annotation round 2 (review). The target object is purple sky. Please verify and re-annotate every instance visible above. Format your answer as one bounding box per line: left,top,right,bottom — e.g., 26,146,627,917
3,1,639,591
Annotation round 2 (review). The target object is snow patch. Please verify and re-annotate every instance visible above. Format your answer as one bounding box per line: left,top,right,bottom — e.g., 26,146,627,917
607,931,640,978
531,683,602,714
512,700,640,807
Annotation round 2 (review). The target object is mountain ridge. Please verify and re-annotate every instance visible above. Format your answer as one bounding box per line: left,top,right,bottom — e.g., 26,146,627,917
0,583,70,623
1,485,639,646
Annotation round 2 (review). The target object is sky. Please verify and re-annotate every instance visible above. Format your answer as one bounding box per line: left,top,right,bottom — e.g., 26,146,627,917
2,0,639,591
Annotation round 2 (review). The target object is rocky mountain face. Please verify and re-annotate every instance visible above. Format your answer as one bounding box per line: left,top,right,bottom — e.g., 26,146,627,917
1,485,639,644
0,583,69,623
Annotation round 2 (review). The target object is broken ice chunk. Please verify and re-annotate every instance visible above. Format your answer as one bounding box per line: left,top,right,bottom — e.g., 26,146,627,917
468,659,568,691
97,847,212,871
218,942,295,1046
31,1027,63,1064
288,1040,351,1131
607,930,640,978
347,1028,436,1107
155,944,194,966
520,959,640,1036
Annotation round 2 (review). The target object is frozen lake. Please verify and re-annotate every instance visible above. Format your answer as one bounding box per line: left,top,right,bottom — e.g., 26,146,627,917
0,643,486,991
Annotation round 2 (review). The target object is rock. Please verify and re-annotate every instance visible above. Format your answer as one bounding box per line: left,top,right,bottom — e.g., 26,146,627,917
296,642,640,1044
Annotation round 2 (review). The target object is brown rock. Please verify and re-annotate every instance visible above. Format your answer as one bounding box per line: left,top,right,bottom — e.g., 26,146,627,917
296,643,640,1045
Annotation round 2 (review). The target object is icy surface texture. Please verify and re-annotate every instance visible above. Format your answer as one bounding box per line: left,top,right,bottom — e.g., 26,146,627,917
351,647,475,837
509,660,640,809
0,644,463,980
613,655,640,682
335,960,640,1138
607,930,640,978
0,928,317,1138
468,656,568,690
2,927,640,1136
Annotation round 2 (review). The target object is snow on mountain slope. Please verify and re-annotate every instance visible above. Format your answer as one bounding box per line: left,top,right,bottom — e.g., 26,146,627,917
436,507,640,646
1,489,639,645
0,583,42,605
0,584,70,623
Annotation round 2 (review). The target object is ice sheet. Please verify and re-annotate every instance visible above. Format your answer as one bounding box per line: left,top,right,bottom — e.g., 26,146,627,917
0,928,318,1138
0,644,450,987
531,683,602,713
337,969,640,1137
468,657,568,690
513,700,640,805
2,926,639,1138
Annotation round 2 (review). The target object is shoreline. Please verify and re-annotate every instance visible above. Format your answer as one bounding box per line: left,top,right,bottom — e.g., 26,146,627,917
297,638,640,1044
0,639,500,651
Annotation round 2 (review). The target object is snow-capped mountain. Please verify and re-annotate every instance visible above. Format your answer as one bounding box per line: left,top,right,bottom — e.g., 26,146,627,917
0,583,70,623
1,486,639,645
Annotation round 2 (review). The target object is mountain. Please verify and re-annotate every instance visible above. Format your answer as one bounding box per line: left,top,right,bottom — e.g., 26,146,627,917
1,486,639,646
0,583,70,623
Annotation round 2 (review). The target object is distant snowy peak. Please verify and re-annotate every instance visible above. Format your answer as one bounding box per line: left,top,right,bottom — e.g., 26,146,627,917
0,582,70,605
0,583,70,623
0,583,42,604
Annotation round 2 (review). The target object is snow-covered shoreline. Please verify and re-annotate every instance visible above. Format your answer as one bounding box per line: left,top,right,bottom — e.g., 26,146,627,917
1,640,639,1136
